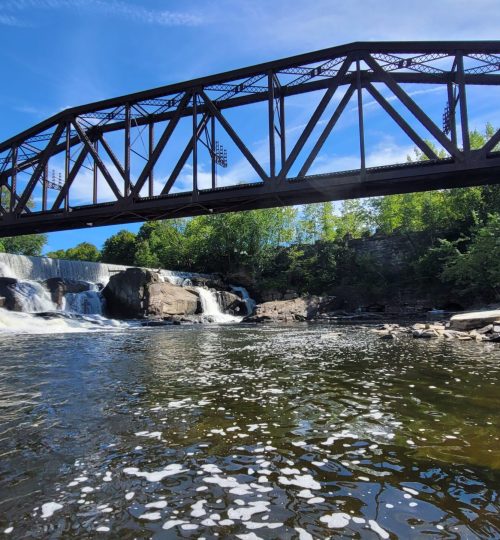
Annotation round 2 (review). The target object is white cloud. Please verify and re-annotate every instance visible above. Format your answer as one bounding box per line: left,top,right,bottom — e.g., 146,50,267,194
0,0,204,27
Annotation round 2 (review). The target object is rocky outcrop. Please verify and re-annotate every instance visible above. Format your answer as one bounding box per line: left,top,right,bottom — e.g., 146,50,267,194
449,310,500,331
372,318,500,343
43,278,92,308
0,277,23,311
146,282,199,318
244,296,330,323
217,291,246,315
103,268,199,319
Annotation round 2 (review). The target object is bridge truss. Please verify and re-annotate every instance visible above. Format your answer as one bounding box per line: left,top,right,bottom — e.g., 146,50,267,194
0,41,499,236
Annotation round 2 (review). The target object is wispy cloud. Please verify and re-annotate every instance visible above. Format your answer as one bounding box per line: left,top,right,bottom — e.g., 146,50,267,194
0,13,30,27
0,0,204,27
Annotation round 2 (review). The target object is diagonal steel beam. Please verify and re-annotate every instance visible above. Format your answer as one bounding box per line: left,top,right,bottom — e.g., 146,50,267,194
131,92,191,198
477,128,500,158
15,122,65,212
72,120,123,200
160,113,210,196
278,55,353,181
365,83,439,160
364,53,462,160
51,146,89,210
298,85,356,177
199,90,268,183
97,133,126,180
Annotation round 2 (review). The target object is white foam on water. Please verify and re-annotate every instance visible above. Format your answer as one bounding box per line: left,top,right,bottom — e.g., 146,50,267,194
227,501,270,521
145,501,167,509
320,512,351,528
138,512,162,521
162,520,188,530
369,519,390,539
278,474,321,490
0,308,129,335
123,464,187,482
295,528,313,540
41,502,63,519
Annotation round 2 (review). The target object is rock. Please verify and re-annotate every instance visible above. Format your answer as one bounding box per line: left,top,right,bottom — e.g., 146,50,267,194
0,296,5,308
146,282,198,318
283,290,299,300
103,268,154,318
216,291,245,315
244,296,327,323
0,277,23,311
43,277,92,308
261,289,283,302
449,310,500,331
413,329,437,339
103,268,198,319
476,324,493,334
379,332,394,340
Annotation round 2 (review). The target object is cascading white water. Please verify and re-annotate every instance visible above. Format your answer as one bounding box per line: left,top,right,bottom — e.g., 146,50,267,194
196,287,242,324
0,253,253,332
231,285,256,316
64,290,104,315
12,281,57,312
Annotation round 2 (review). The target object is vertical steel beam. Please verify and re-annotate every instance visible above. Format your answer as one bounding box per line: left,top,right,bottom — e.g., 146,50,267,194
124,103,131,195
93,139,98,204
211,115,216,189
192,92,198,196
42,164,48,211
10,146,17,213
65,122,70,211
268,71,276,179
447,81,457,146
279,94,286,169
456,52,470,156
356,60,366,175
148,122,154,197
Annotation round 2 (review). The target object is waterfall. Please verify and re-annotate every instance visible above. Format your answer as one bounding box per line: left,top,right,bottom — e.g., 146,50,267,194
231,285,256,316
64,290,104,315
12,281,57,312
196,287,242,323
0,253,251,331
0,253,212,287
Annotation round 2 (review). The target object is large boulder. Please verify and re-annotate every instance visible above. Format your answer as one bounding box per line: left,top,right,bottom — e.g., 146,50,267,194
245,296,327,323
217,291,246,315
449,310,500,331
0,277,23,311
43,277,92,308
103,268,198,319
147,282,198,318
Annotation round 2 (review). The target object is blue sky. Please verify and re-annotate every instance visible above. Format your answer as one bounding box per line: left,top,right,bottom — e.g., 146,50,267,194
0,0,498,252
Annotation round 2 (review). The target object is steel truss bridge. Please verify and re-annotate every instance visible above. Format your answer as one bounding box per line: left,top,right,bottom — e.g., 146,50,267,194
0,41,499,237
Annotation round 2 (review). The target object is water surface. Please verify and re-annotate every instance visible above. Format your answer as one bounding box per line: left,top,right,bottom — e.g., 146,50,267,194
0,324,499,538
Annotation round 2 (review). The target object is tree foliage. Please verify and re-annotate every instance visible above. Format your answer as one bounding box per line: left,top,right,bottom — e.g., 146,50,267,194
0,234,47,256
46,242,100,262
101,230,137,265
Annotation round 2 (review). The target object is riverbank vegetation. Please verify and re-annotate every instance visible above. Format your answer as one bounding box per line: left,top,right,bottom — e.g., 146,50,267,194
2,125,499,308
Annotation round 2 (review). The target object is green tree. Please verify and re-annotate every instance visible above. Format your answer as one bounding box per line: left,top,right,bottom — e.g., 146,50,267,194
101,230,137,265
441,213,500,299
0,234,47,256
46,242,100,262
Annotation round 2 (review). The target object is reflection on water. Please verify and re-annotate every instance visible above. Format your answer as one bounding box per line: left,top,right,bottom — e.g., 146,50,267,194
0,325,498,538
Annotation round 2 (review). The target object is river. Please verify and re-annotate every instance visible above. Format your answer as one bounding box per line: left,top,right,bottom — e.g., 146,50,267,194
0,323,498,538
